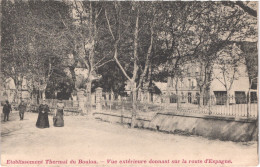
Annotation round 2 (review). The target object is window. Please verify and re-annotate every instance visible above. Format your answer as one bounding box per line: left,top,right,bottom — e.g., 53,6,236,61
235,91,246,104
188,79,191,89
187,68,191,77
181,92,184,100
180,80,184,88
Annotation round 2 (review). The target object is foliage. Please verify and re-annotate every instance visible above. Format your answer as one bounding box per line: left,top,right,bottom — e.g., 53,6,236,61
1,1,257,102
92,61,127,95
1,0,71,101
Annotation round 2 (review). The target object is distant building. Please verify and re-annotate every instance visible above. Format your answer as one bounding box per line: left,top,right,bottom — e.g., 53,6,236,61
124,81,167,103
167,43,257,105
2,77,31,103
3,78,17,103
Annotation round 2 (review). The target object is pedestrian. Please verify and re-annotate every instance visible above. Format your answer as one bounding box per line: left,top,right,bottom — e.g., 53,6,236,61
36,100,50,128
18,100,26,120
53,98,64,127
2,100,12,122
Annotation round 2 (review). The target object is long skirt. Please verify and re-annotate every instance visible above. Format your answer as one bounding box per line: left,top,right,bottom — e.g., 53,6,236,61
53,109,64,127
36,112,50,128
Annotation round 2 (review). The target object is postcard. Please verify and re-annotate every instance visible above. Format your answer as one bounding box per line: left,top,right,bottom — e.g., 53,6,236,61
1,1,258,166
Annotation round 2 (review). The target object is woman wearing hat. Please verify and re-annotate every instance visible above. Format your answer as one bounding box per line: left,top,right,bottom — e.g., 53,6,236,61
53,98,64,127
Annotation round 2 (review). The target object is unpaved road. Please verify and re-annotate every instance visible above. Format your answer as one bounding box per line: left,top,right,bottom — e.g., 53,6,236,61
1,112,258,166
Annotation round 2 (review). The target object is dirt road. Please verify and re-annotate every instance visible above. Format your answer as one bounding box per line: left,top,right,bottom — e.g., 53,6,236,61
1,112,258,166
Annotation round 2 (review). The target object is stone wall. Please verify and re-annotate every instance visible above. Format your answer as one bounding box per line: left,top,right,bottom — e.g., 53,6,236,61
93,112,258,142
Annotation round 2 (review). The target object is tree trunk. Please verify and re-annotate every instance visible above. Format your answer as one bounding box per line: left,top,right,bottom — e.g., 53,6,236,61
42,89,46,101
16,76,23,104
175,79,180,109
69,67,77,90
131,82,137,128
70,50,79,90
199,87,204,107
205,63,213,106
147,63,152,103
226,90,230,107
37,89,40,104
86,80,92,114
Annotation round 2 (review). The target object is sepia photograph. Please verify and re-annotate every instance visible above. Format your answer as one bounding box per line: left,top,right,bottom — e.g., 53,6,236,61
0,0,258,166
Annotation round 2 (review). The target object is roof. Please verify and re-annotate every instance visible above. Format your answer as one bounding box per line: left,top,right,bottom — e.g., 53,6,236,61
5,78,16,90
124,81,167,94
154,82,167,91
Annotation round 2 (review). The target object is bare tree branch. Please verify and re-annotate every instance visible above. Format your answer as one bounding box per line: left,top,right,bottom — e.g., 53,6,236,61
93,59,114,71
105,9,115,41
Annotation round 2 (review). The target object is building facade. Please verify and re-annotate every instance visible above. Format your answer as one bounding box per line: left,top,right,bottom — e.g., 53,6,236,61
166,57,255,105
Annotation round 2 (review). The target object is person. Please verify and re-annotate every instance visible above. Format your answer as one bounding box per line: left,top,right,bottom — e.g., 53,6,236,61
18,101,27,120
36,100,50,128
3,100,12,122
53,99,64,127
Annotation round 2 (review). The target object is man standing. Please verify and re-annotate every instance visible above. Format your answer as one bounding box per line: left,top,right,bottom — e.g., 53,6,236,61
3,100,12,122
18,101,26,120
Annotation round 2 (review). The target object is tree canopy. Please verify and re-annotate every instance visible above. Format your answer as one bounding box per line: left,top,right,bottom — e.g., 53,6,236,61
1,1,257,102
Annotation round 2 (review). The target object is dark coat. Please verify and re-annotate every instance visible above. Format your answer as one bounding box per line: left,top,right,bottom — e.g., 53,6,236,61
3,104,12,114
36,104,50,128
18,103,27,113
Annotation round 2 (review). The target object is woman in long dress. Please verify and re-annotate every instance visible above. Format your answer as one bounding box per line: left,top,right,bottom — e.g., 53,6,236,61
53,99,64,127
36,100,50,128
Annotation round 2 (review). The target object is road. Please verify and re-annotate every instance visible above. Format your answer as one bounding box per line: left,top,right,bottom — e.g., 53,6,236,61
1,112,258,166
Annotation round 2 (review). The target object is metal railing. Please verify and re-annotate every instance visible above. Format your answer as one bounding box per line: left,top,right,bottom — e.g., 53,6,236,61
100,94,258,119
23,93,257,119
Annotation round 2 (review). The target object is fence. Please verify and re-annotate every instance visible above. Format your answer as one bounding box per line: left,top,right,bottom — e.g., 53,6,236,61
26,99,95,115
100,94,258,119
23,93,257,119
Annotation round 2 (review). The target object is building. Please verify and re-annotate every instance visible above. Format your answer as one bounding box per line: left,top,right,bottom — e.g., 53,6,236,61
124,81,167,103
2,77,31,103
166,43,257,105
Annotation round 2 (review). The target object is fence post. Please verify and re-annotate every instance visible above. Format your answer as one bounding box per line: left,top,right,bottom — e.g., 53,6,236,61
95,87,103,111
109,100,112,111
121,101,124,124
164,99,167,112
247,93,250,118
208,95,211,115
177,94,180,110
77,90,86,114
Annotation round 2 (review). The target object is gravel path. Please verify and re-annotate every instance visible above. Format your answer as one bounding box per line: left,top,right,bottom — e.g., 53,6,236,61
1,112,258,166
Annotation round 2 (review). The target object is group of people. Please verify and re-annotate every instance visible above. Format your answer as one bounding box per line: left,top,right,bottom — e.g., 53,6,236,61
36,99,64,128
2,99,65,128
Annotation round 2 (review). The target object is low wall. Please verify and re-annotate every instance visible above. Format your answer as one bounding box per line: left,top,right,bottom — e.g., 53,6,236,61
93,112,258,142
93,112,151,128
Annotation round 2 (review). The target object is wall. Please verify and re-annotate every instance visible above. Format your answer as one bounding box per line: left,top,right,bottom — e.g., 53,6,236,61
94,112,258,142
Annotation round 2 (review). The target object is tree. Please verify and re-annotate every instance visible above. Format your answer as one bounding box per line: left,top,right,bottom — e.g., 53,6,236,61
153,2,257,107
1,0,28,102
45,68,74,100
104,2,157,127
214,45,244,106
222,1,257,18
55,1,116,113
1,0,71,103
193,2,257,106
92,61,127,96
239,42,258,89
24,1,70,103
152,2,206,107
